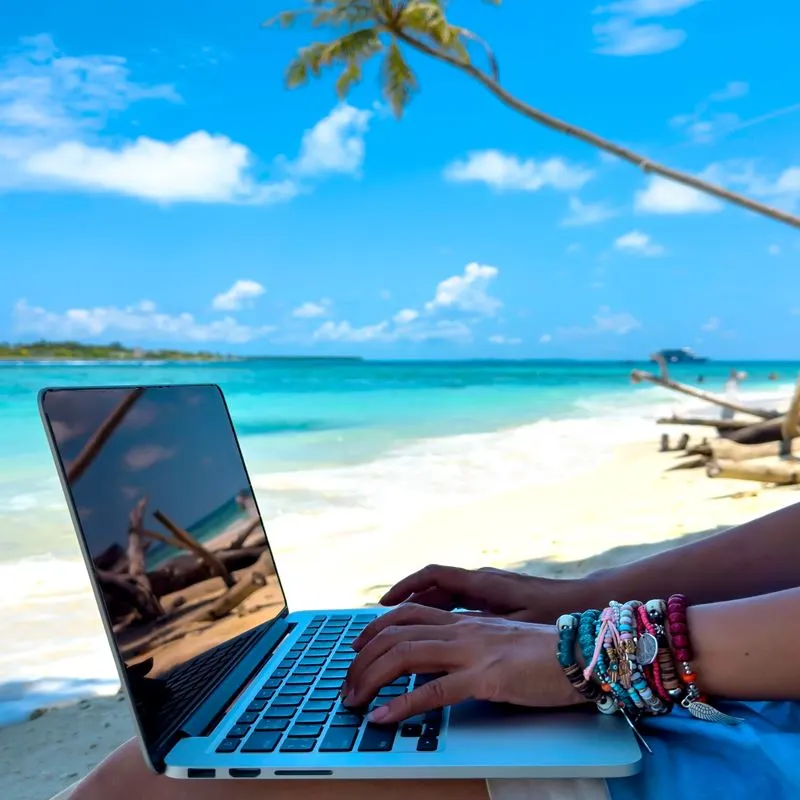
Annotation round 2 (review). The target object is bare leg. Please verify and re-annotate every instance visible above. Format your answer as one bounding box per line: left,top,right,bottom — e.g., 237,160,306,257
69,738,490,800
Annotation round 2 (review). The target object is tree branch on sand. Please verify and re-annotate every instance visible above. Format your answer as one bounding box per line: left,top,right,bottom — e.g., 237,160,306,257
266,1,800,230
152,510,235,588
127,496,165,617
67,388,144,483
198,551,274,621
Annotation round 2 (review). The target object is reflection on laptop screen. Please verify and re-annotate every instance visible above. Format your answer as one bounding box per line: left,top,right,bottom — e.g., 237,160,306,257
41,385,287,751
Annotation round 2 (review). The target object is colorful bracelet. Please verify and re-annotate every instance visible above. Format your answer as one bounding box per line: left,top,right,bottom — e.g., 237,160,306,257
577,609,617,714
556,613,605,706
666,594,743,725
642,600,681,703
621,601,667,715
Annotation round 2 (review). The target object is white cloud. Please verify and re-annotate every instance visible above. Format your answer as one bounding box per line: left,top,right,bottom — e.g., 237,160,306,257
488,334,521,345
443,150,592,193
701,160,800,210
13,298,273,344
0,37,371,204
124,444,175,471
614,229,665,256
768,244,781,256
670,81,749,143
393,308,419,324
701,316,721,332
561,196,618,227
290,104,371,177
313,317,473,344
557,307,641,338
635,176,722,214
425,262,501,316
292,300,330,319
539,333,553,344
25,134,301,204
592,0,702,56
211,280,266,311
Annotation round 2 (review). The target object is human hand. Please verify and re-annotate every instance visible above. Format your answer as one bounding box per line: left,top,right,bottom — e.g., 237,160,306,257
379,563,586,624
343,603,585,724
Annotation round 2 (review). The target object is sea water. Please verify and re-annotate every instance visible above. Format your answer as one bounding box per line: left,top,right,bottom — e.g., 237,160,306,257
0,358,796,725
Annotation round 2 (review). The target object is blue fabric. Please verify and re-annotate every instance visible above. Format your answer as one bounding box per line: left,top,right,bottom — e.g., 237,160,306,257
607,701,800,800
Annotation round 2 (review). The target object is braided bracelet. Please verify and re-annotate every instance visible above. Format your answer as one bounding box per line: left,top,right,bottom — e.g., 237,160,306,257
666,594,743,725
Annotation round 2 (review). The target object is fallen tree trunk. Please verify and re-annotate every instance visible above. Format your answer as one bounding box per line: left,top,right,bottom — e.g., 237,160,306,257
631,369,779,420
127,496,165,617
67,388,144,483
707,460,800,485
702,438,800,462
657,415,753,431
147,546,267,597
781,378,800,444
198,551,274,621
722,417,788,445
153,509,234,588
98,568,163,622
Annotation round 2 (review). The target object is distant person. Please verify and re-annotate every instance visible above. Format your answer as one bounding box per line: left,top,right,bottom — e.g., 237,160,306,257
697,375,705,384
769,372,780,381
721,368,741,420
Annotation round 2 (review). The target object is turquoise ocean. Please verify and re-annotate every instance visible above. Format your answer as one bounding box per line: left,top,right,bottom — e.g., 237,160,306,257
0,358,797,725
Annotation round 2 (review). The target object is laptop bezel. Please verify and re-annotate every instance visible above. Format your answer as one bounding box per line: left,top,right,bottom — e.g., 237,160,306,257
38,383,294,772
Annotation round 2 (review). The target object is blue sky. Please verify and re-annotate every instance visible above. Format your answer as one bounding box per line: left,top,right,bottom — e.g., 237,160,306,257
1,0,799,359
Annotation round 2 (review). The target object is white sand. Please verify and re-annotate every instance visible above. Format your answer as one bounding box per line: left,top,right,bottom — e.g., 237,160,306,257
2,435,798,800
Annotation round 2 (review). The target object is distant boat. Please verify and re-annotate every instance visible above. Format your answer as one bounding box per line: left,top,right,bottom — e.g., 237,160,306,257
652,347,709,364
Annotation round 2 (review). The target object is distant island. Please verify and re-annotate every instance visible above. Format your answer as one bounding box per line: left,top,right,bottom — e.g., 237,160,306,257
0,340,228,362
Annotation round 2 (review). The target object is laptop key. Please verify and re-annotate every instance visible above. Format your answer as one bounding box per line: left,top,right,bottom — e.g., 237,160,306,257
332,712,363,727
216,738,240,753
304,699,335,713
378,686,406,697
301,657,327,667
289,724,324,738
272,694,303,707
417,735,438,752
263,679,282,690
320,726,359,753
242,731,281,753
280,737,317,753
280,685,309,695
310,689,338,701
226,725,250,738
246,699,268,713
263,706,295,718
270,669,289,680
237,712,259,726
323,670,348,680
316,679,343,691
358,723,397,752
294,665,321,676
256,689,275,700
391,676,411,687
401,721,423,738
297,712,329,725
287,674,315,685
256,718,290,732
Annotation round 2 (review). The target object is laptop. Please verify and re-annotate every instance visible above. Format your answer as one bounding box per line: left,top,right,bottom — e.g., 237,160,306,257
39,383,641,780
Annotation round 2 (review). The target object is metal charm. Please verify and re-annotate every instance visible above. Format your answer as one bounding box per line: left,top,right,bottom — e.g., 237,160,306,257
681,698,744,725
635,632,658,666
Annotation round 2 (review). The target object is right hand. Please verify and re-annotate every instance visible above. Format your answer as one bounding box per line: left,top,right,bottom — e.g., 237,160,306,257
379,564,584,624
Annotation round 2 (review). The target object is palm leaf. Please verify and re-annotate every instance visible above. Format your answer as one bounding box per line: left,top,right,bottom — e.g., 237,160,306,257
382,39,418,117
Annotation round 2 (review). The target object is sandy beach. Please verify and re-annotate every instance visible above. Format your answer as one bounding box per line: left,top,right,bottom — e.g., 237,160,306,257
2,427,798,800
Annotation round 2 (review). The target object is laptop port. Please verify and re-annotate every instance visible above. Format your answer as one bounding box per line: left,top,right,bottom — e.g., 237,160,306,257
229,768,262,778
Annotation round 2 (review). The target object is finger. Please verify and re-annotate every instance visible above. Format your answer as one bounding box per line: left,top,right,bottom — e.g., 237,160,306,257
404,587,460,611
353,603,458,651
367,673,471,724
345,624,458,694
379,564,474,606
345,640,460,707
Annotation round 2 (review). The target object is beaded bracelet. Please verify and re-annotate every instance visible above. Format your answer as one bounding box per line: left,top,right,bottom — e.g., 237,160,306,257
621,601,668,715
666,594,743,725
579,609,634,714
556,613,605,706
642,600,680,703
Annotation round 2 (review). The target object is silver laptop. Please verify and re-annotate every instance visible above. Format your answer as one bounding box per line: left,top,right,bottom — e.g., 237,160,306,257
39,383,641,780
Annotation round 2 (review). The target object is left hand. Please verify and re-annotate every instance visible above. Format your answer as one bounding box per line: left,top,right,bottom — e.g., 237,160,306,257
343,603,585,724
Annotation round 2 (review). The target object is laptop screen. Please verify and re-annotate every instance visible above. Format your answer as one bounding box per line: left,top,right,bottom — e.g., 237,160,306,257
40,385,288,756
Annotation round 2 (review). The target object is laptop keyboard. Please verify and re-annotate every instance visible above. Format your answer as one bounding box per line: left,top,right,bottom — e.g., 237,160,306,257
215,614,443,756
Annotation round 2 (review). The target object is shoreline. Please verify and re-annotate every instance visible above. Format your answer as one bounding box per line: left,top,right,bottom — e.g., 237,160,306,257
3,429,800,798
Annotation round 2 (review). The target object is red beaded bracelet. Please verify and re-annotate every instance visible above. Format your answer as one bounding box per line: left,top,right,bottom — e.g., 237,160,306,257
666,594,743,725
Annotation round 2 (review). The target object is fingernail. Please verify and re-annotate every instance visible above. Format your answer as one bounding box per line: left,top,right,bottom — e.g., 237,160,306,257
368,705,391,723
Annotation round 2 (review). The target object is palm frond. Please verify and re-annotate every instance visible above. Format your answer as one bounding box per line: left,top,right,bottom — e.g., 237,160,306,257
382,39,418,117
284,28,381,88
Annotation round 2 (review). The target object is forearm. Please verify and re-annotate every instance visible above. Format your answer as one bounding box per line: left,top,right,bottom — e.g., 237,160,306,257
580,501,800,606
690,587,800,700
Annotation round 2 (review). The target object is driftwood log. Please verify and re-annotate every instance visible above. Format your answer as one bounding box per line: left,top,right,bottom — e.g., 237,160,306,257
98,568,163,622
147,546,269,597
694,438,800,463
721,417,787,445
127,496,165,617
153,509,234,588
781,379,800,445
67,388,144,483
707,460,800,485
631,369,779,420
657,416,753,432
198,551,275,621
